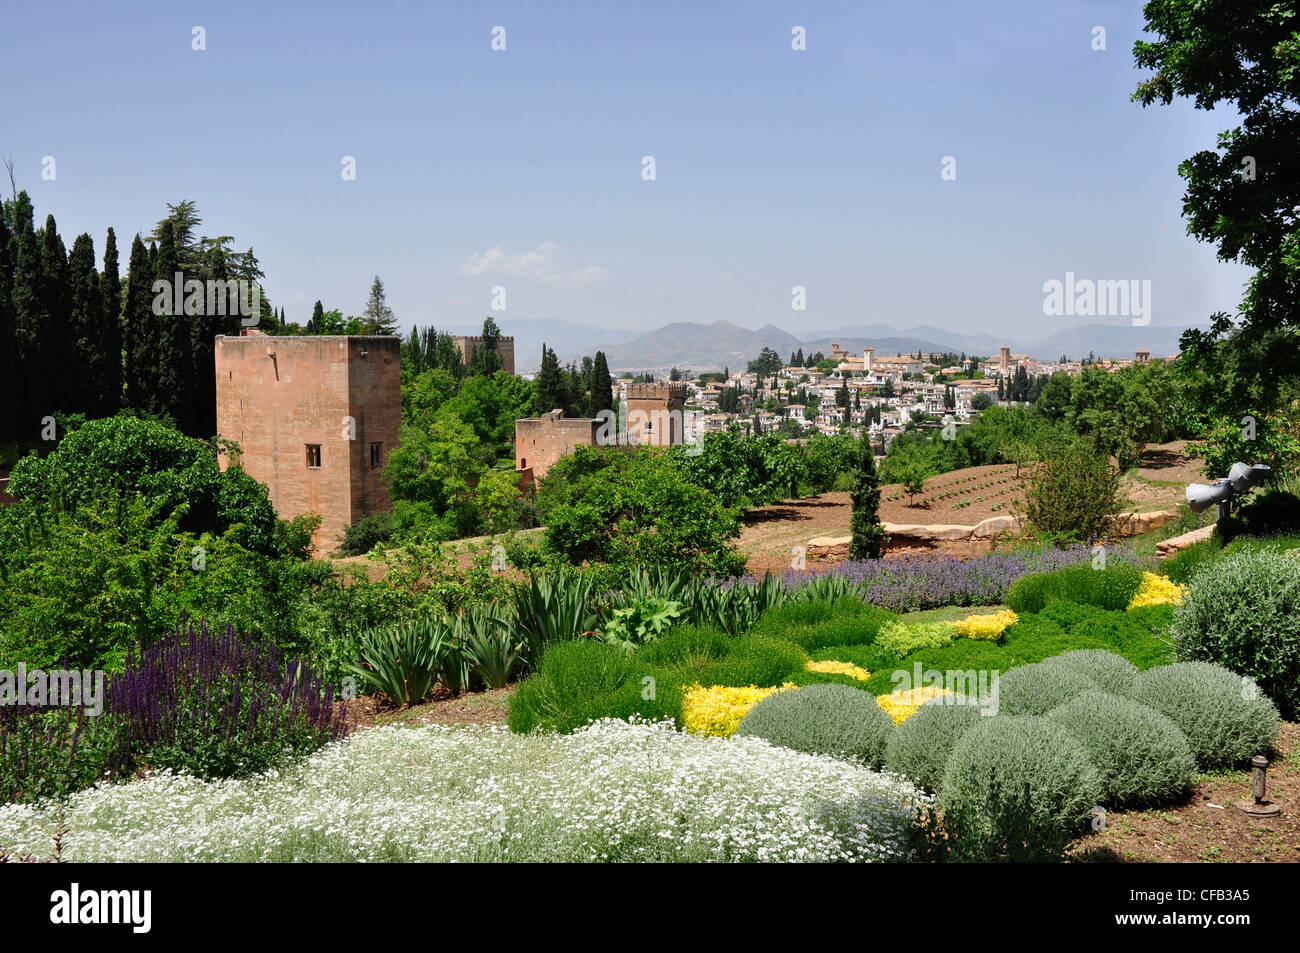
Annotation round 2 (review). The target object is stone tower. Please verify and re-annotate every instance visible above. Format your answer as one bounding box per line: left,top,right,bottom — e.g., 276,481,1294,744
625,381,687,446
214,332,401,555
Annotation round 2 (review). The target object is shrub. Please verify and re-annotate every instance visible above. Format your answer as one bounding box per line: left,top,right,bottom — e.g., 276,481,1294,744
875,620,956,658
875,686,953,724
511,572,599,666
939,716,1102,861
996,662,1095,716
1127,662,1281,770
1169,547,1300,720
455,609,524,690
507,641,635,733
735,683,894,767
884,700,984,794
106,622,346,781
334,511,395,556
636,625,730,667
1041,649,1138,695
705,635,807,687
1046,689,1195,808
751,597,897,652
1018,437,1124,542
1005,562,1145,615
1067,606,1175,670
950,609,1018,641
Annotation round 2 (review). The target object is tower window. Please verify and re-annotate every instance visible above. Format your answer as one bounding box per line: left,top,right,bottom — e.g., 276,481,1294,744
306,444,322,468
369,442,382,469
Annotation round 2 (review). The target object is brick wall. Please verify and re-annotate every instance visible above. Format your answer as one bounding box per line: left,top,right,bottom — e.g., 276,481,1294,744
515,411,600,480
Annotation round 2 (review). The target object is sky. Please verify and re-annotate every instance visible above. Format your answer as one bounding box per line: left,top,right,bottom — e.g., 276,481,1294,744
5,0,1255,342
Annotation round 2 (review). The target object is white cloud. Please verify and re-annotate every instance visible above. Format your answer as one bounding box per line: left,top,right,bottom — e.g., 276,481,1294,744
459,240,607,288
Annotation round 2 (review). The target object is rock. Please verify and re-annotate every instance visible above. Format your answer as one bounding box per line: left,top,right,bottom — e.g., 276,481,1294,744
1155,523,1216,558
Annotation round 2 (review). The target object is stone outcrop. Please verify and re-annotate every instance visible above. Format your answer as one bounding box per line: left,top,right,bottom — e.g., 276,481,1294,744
1155,523,1216,559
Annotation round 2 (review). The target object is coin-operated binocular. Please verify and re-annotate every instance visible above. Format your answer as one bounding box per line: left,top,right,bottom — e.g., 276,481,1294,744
1186,463,1271,519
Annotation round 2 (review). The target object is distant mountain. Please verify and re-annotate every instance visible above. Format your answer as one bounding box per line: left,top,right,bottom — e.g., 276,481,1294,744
438,319,640,371
600,320,803,374
460,318,1206,374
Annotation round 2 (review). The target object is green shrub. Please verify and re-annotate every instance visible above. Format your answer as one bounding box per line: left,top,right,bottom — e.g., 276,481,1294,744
1159,538,1222,586
939,716,1102,862
1046,689,1195,808
751,598,897,652
1019,437,1125,542
996,662,1095,716
1068,607,1174,669
1005,563,1144,614
735,683,894,767
1041,649,1139,695
705,635,807,687
875,620,956,658
884,701,984,794
507,641,635,733
334,511,395,556
1127,662,1281,770
636,625,730,667
1169,547,1300,720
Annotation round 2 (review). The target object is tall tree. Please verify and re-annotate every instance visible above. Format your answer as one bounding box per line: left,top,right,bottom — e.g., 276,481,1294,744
100,227,122,414
0,215,15,438
151,221,190,428
66,233,108,416
849,433,887,560
361,275,397,335
591,350,614,416
123,235,155,412
1135,0,1300,403
308,300,324,334
12,216,47,432
536,344,563,413
471,315,502,376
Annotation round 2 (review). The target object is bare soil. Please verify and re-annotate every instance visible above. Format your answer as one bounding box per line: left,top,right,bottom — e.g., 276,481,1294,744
340,686,514,731
739,441,1204,573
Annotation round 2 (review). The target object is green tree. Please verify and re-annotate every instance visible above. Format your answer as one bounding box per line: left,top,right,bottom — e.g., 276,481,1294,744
151,220,191,429
591,350,614,417
123,235,155,412
99,228,122,414
360,275,397,335
849,435,887,559
470,315,503,376
748,346,783,376
0,216,16,438
1134,0,1300,400
536,344,564,413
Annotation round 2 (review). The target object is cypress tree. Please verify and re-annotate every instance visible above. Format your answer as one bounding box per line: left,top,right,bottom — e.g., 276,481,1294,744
591,351,614,416
536,344,563,413
123,235,155,411
100,228,122,415
849,433,887,560
12,220,47,433
152,221,191,430
309,300,324,335
39,216,71,417
0,216,15,439
66,233,105,416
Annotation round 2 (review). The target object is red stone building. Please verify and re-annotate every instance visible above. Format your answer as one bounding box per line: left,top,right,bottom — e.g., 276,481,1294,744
214,331,401,554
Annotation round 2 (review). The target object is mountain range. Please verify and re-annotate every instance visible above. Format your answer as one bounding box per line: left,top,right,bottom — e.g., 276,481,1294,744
498,319,1203,373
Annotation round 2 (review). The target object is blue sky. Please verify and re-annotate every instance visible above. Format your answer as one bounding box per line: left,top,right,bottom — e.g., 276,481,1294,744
6,0,1253,341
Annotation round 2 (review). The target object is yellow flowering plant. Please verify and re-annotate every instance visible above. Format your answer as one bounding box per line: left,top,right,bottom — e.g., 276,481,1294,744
805,660,872,681
875,685,951,725
949,609,1019,641
682,683,798,737
1127,571,1187,609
